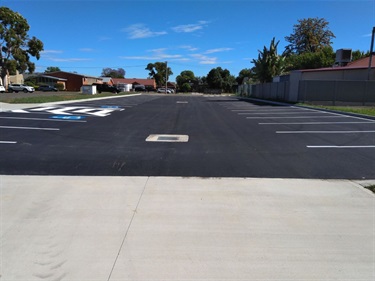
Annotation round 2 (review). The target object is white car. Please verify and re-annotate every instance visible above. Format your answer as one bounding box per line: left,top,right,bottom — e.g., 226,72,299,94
157,88,172,94
8,84,35,93
0,85,5,93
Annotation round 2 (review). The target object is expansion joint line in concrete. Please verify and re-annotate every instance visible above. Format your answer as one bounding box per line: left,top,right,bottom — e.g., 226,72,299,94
106,176,150,281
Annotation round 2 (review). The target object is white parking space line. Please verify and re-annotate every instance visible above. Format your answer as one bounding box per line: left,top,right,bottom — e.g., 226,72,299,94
232,108,312,112
239,112,328,115
307,145,375,148
246,116,351,119
0,116,87,122
0,141,17,144
0,126,59,131
276,130,375,134
259,121,375,125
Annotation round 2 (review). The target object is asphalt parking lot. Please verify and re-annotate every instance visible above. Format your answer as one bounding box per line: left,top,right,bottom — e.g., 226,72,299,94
0,94,374,179
1,94,374,281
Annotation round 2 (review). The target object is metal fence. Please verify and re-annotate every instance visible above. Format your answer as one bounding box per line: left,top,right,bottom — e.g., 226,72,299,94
238,82,290,101
238,80,375,105
298,80,375,105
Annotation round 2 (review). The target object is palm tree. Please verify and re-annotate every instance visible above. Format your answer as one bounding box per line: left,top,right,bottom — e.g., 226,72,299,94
251,38,285,83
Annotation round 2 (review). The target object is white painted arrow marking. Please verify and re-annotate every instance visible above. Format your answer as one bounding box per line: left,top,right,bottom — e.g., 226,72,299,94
47,107,83,115
11,109,29,113
30,106,58,111
73,108,117,117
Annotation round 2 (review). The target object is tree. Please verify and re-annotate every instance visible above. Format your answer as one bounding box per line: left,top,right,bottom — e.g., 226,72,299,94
145,62,173,87
251,38,285,83
284,17,335,55
0,7,43,87
351,50,370,61
45,66,60,73
285,46,335,71
236,68,252,84
206,67,236,92
176,70,196,92
101,67,125,78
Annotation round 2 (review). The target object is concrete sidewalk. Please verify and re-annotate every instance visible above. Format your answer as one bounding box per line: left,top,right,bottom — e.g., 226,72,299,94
1,176,374,280
0,102,40,111
0,93,142,112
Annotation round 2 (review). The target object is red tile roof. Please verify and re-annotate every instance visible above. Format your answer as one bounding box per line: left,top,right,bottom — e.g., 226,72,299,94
112,78,156,87
346,55,375,68
296,55,375,73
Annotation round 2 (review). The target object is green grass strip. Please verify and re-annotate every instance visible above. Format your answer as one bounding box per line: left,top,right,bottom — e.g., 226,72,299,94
299,104,375,117
4,92,133,104
364,185,375,193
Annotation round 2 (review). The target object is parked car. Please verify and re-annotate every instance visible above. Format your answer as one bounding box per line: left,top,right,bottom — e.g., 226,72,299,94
8,84,35,93
94,83,120,93
157,88,172,94
134,85,147,92
38,85,58,92
0,85,5,93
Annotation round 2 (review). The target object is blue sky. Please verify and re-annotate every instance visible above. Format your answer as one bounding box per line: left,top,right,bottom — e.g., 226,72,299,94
3,0,375,81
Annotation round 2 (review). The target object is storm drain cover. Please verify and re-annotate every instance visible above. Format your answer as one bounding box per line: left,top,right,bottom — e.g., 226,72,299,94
146,134,189,142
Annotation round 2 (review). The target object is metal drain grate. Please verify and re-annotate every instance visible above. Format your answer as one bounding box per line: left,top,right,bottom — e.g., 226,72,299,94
146,134,189,142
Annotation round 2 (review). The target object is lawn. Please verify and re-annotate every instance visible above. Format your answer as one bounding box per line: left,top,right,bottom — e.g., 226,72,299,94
365,185,375,193
0,92,135,104
300,104,375,117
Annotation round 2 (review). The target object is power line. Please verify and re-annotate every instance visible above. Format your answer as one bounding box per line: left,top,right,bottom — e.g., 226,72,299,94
35,64,147,69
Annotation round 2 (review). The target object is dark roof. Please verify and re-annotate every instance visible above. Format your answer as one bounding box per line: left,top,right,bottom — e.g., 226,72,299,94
32,74,67,81
112,78,156,87
47,71,101,79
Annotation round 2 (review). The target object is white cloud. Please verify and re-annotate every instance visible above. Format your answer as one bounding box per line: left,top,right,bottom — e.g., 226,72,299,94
204,48,233,54
178,45,199,51
121,48,184,61
41,49,92,62
148,48,168,53
41,50,63,54
172,20,209,33
190,54,217,65
122,24,167,39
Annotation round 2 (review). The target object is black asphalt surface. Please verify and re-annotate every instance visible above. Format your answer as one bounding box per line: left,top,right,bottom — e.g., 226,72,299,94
1,94,374,179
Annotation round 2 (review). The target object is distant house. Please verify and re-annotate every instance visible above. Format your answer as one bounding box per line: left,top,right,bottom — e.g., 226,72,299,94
167,82,176,91
100,77,114,85
46,71,103,91
24,73,67,90
10,71,24,84
112,78,156,91
2,70,28,89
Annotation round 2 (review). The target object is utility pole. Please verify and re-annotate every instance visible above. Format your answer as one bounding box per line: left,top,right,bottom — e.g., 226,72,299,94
165,61,168,94
368,27,375,80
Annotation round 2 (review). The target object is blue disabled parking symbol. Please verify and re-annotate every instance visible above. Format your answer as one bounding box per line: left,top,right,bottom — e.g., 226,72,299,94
101,105,120,108
50,115,86,120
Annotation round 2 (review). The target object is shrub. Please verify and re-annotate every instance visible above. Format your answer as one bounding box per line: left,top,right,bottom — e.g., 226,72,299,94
55,83,65,91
